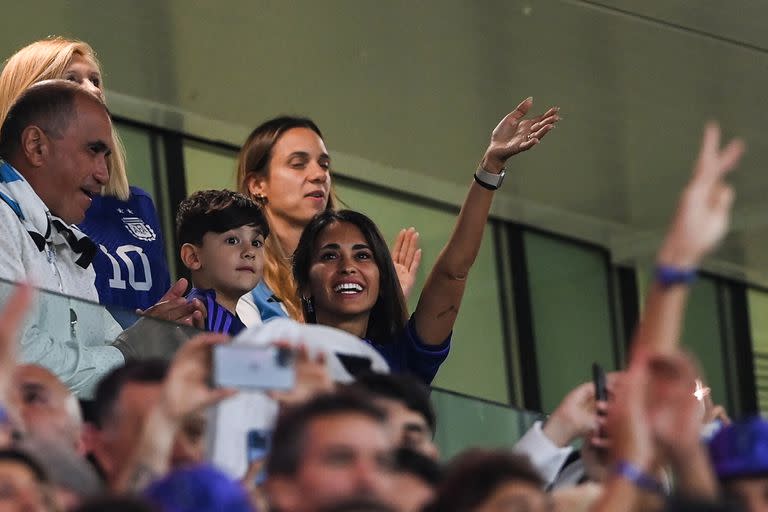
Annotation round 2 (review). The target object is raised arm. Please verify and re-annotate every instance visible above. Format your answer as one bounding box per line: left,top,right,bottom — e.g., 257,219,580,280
113,333,236,493
413,97,560,344
630,123,744,357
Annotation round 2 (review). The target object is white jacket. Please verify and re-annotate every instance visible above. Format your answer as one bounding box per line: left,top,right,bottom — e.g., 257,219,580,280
0,169,123,397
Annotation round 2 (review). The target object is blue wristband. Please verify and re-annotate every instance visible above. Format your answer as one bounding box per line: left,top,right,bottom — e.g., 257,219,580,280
655,265,697,288
615,461,664,495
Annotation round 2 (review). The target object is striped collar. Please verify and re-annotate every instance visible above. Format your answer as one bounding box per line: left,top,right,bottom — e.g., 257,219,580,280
0,160,96,268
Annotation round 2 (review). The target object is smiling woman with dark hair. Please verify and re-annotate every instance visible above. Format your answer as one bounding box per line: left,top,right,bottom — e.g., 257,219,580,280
293,98,560,383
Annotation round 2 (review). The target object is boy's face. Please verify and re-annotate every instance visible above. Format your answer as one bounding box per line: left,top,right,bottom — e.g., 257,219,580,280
192,225,265,301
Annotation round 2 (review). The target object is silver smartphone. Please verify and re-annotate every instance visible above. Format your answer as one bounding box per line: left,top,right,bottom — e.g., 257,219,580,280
212,345,295,390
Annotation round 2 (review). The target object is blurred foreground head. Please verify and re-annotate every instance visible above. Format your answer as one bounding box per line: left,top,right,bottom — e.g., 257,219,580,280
426,449,548,512
266,390,394,512
709,416,768,512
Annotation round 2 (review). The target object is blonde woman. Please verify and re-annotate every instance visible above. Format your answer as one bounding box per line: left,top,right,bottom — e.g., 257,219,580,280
0,38,197,327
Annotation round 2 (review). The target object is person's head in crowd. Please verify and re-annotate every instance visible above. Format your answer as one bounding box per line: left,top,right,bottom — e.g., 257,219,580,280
316,497,397,512
293,210,408,345
177,189,269,312
72,496,158,512
143,465,254,512
237,115,335,319
426,449,549,512
350,372,438,459
550,482,602,512
0,448,55,512
86,360,207,484
0,36,129,199
709,416,768,512
19,438,102,511
265,390,395,512
388,448,442,512
12,364,84,454
0,80,112,224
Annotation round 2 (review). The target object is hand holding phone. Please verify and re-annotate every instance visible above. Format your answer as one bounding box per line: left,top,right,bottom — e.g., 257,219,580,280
592,362,607,402
212,345,295,390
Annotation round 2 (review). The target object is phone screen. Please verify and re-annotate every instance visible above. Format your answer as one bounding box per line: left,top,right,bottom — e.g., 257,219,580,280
212,345,295,390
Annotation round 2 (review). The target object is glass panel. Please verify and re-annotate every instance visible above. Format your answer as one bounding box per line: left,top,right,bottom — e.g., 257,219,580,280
0,277,201,398
431,388,541,459
680,276,730,410
115,122,156,199
336,179,510,404
747,288,768,413
183,139,238,193
524,231,616,413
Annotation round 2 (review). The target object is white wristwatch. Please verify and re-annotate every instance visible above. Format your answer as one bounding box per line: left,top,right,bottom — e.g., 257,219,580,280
474,167,506,190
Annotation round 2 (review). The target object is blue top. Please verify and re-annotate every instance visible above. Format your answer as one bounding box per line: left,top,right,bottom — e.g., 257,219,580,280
78,186,171,323
251,281,450,383
365,316,451,385
187,288,246,336
251,280,289,323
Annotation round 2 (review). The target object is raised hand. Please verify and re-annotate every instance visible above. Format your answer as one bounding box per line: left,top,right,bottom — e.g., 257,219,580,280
646,352,704,462
268,343,334,407
137,278,206,329
543,381,599,447
159,333,237,422
391,227,422,301
114,333,237,493
605,356,654,471
482,97,560,172
0,284,33,434
658,123,745,269
0,284,33,374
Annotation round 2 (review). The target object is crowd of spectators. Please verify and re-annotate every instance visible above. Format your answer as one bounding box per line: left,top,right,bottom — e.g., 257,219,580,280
0,36,764,512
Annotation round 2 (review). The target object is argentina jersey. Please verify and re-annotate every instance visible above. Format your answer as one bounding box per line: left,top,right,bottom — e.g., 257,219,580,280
78,186,171,324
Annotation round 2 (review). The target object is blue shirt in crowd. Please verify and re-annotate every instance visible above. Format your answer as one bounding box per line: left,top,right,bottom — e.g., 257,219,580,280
187,287,246,336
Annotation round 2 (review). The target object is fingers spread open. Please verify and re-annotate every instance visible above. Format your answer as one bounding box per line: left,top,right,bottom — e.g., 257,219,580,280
508,96,534,121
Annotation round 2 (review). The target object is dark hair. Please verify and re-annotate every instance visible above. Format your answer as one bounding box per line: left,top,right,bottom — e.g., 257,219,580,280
426,449,544,512
352,372,436,433
394,447,443,486
91,359,168,428
0,448,49,484
293,210,408,345
236,116,335,321
0,79,106,160
266,390,387,477
176,189,269,246
73,496,159,512
317,497,398,512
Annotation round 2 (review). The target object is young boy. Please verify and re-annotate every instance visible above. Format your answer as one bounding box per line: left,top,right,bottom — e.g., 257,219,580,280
176,189,269,335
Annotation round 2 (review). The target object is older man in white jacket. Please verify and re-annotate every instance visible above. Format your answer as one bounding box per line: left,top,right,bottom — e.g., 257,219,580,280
0,80,123,397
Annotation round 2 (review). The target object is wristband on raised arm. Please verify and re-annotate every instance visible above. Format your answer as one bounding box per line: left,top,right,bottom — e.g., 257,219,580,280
614,461,665,495
655,265,697,288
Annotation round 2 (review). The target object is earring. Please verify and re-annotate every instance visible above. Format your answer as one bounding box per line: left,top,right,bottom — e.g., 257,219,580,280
255,193,267,204
301,296,314,315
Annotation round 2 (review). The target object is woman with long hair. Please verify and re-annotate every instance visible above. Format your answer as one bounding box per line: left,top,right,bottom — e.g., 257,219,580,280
292,98,560,383
236,116,420,323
